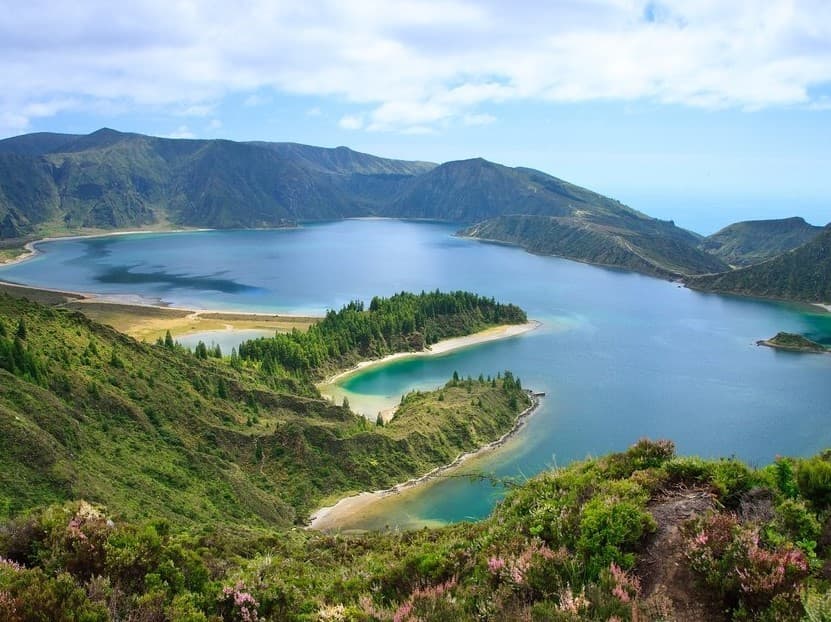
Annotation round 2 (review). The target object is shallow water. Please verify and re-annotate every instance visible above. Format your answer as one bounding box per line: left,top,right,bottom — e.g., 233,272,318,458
2,220,830,527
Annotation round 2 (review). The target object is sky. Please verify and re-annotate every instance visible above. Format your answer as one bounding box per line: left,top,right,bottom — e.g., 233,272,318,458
1,0,829,233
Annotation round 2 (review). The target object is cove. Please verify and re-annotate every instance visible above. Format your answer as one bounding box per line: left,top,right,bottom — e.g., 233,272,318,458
1,220,830,528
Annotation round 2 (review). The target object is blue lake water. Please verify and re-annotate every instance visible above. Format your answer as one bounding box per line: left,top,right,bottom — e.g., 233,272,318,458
2,220,830,528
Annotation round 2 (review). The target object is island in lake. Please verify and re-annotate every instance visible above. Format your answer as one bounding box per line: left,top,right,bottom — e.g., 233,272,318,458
757,331,829,353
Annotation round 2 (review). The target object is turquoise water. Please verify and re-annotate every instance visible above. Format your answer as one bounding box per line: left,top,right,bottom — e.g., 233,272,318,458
2,220,830,527
176,329,274,353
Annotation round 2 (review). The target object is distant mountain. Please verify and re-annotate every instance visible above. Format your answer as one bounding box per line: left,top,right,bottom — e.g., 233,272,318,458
379,158,726,277
0,128,437,231
688,225,831,302
0,128,770,280
460,214,728,278
699,217,824,267
0,131,82,156
385,158,635,222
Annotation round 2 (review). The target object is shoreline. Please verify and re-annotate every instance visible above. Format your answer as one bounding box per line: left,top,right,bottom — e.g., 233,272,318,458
319,320,541,387
0,227,218,268
0,280,319,342
307,392,542,531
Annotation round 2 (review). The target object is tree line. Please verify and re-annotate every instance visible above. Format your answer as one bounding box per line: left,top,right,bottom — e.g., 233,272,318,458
238,290,527,378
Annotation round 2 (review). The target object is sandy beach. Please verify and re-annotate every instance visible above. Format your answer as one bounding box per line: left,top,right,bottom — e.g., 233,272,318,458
0,279,318,341
319,320,541,387
813,303,831,313
308,393,541,531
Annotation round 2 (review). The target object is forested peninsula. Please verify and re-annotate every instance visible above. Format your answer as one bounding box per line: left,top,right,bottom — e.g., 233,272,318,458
0,289,532,526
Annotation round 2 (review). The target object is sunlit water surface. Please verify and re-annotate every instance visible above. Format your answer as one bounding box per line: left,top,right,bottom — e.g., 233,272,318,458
2,221,829,528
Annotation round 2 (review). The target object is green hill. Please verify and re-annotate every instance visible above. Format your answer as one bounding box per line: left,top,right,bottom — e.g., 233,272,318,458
1,129,730,279
0,293,530,526
3,439,831,621
699,217,824,267
460,213,728,278
688,225,831,302
0,129,436,232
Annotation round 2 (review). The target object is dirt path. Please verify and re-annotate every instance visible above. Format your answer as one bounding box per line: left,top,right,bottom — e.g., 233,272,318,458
636,488,727,622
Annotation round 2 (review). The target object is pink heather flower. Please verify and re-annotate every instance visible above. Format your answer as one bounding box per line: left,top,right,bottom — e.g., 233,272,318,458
558,585,589,614
392,601,413,622
609,562,641,603
613,585,630,603
0,557,23,571
220,581,259,622
510,566,524,584
487,556,506,574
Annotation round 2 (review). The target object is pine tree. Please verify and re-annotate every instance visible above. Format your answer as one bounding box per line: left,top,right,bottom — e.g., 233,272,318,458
164,330,174,348
16,319,26,340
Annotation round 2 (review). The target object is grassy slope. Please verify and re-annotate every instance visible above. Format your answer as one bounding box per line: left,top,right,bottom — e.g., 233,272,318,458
0,129,732,280
5,440,831,621
461,213,727,278
700,217,824,267
0,294,530,525
688,225,831,302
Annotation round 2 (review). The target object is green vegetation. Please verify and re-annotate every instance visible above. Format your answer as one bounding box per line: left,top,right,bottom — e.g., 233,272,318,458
5,440,831,620
460,213,727,278
0,128,740,280
0,128,434,235
758,332,828,353
0,292,530,527
238,290,527,379
699,217,824,267
688,225,831,302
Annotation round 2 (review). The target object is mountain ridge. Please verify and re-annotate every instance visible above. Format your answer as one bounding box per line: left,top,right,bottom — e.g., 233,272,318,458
687,225,831,302
699,216,824,267
0,128,723,280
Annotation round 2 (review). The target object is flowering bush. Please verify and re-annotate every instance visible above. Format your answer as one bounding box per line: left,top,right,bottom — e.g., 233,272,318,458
685,512,809,618
218,581,260,622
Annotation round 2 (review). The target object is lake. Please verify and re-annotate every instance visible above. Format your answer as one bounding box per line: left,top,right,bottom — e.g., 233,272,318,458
2,220,830,528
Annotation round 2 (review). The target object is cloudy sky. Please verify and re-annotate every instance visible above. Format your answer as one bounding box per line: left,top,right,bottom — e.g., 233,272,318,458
2,0,829,231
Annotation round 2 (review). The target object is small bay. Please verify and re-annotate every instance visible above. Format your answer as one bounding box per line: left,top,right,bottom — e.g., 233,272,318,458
2,219,830,528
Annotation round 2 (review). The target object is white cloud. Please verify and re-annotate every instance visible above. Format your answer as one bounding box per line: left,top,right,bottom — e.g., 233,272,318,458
179,104,214,117
208,119,222,130
462,113,496,126
1,0,830,133
338,114,364,130
167,125,195,139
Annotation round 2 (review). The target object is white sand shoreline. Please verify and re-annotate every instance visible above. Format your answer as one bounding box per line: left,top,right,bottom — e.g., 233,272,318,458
812,303,831,313
319,320,541,388
307,392,542,531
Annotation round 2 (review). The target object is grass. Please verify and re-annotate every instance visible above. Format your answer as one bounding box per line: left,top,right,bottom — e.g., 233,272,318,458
0,293,531,526
64,301,318,342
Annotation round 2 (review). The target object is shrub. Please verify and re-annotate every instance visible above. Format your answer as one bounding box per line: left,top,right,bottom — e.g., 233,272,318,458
773,499,821,545
685,512,809,618
577,498,656,577
797,457,831,508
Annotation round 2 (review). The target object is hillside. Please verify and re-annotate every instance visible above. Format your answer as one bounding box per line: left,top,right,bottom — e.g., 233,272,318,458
0,293,530,526
688,225,831,302
0,129,435,232
461,213,728,278
0,129,730,279
700,216,824,267
3,439,831,621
